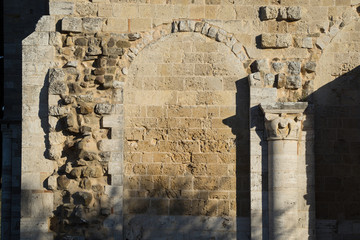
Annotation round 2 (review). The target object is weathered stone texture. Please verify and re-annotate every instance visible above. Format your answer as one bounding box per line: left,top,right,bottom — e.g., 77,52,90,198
17,1,360,240
124,32,249,221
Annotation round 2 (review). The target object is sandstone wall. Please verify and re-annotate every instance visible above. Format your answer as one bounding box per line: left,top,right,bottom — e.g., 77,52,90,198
19,0,360,239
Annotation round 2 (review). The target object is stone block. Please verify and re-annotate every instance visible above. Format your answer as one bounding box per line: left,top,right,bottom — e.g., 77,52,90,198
254,59,270,72
286,75,302,89
264,73,275,86
276,34,292,48
49,32,62,47
105,186,123,198
316,35,331,50
287,61,301,75
49,68,65,83
178,20,190,32
108,162,123,175
102,115,123,128
20,218,48,233
49,81,67,95
22,32,49,46
261,34,276,48
276,73,286,88
35,16,56,32
130,19,152,32
95,103,113,115
83,18,103,32
262,33,292,48
259,6,278,20
287,6,302,21
23,45,54,64
76,2,97,16
302,37,313,49
21,172,41,190
305,61,316,72
49,106,69,116
231,42,243,55
215,29,227,42
207,27,218,38
49,2,74,15
111,174,123,186
278,7,287,20
62,17,82,33
98,139,122,152
272,62,284,72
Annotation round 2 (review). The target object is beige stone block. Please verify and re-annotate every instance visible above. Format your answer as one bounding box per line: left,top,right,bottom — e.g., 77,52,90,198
154,65,171,78
150,0,167,4
22,32,50,46
217,5,236,20
158,77,184,90
204,77,223,90
155,5,174,19
235,6,258,19
173,63,194,76
173,5,189,18
194,177,218,190
205,6,218,19
22,172,41,190
147,164,163,175
114,4,139,18
336,0,350,5
104,18,128,32
206,164,228,176
133,90,177,106
138,5,155,18
49,2,74,15
23,45,54,63
177,91,198,105
189,5,205,18
130,18,152,32
98,3,112,17
170,177,193,190
163,164,187,175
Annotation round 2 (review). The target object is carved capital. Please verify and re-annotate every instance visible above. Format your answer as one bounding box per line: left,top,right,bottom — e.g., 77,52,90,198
264,113,303,140
260,102,308,141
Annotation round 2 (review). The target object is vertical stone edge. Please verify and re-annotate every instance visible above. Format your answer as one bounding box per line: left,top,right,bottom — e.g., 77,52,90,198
249,87,277,240
21,15,56,240
102,85,125,239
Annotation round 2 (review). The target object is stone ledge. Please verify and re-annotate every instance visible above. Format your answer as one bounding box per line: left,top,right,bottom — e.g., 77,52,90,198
260,102,308,114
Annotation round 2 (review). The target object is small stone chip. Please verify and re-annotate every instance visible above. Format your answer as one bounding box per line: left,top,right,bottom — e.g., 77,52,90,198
128,33,141,41
57,175,70,190
304,62,316,73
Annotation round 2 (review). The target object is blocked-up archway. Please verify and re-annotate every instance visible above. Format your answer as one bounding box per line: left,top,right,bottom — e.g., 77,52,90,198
124,31,250,238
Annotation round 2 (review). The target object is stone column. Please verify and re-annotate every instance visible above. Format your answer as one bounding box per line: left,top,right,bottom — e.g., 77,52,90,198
260,102,308,240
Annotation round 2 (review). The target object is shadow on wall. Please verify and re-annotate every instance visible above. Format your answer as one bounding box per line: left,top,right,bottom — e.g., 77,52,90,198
27,76,251,239
2,1,49,240
124,77,251,240
308,65,360,238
